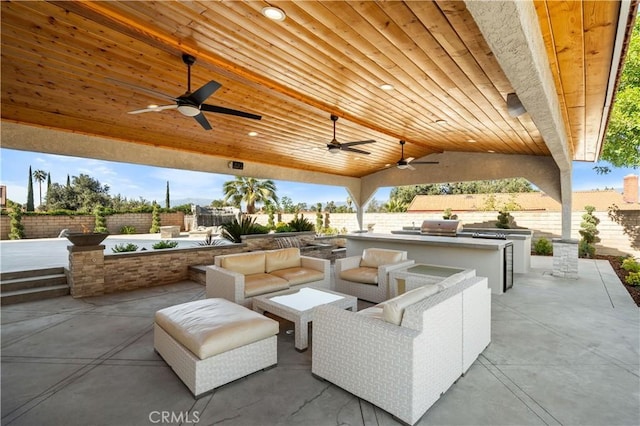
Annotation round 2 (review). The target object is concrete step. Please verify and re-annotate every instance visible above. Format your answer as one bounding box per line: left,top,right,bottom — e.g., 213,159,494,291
0,267,69,305
0,267,65,281
1,274,68,292
0,285,70,306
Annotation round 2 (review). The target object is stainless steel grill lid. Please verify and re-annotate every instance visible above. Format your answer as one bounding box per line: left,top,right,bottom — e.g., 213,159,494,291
420,220,462,237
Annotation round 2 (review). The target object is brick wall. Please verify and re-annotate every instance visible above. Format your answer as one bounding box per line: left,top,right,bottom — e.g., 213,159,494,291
101,245,245,295
0,212,185,240
250,210,639,257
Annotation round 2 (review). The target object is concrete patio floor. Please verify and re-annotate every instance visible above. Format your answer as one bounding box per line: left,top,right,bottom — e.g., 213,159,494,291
1,256,638,426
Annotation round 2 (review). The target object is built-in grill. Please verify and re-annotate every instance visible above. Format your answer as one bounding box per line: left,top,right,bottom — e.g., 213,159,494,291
420,219,462,237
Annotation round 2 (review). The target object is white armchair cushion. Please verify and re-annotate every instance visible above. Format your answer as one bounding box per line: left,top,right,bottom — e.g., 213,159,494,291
220,252,265,275
382,285,441,325
360,248,405,268
265,247,301,273
339,266,378,284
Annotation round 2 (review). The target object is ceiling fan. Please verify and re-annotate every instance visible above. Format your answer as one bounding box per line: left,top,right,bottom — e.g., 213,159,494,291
108,54,261,130
391,140,439,170
326,115,375,155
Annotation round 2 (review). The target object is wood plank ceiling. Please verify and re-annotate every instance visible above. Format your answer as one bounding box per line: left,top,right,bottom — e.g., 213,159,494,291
0,1,630,179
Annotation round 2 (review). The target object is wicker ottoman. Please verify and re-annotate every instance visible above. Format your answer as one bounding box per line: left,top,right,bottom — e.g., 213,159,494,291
154,298,279,397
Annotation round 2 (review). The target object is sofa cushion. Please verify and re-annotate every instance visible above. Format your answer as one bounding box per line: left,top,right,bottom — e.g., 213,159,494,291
220,252,265,275
381,285,441,325
437,273,465,290
155,298,279,360
265,248,301,273
244,273,289,297
360,248,404,268
340,266,378,285
357,305,384,321
270,267,324,285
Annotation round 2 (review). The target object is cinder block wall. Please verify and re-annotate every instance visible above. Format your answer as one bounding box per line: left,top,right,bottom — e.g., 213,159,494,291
0,212,184,239
250,210,639,257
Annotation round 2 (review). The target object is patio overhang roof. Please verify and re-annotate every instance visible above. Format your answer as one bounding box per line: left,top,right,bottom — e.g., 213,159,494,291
1,1,637,206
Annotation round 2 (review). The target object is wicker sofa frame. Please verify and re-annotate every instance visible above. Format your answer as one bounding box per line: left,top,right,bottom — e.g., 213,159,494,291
312,275,491,425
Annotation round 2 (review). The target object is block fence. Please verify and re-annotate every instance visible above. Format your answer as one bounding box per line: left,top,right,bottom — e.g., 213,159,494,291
0,212,185,240
249,210,639,257
2,209,637,257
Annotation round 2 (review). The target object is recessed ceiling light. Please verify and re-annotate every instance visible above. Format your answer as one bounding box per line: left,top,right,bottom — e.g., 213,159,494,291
435,119,447,125
248,131,258,137
262,6,286,21
380,84,394,91
467,139,476,143
488,150,495,153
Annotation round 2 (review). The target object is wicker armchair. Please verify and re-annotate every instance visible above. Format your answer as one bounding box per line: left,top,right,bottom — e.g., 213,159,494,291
334,248,414,303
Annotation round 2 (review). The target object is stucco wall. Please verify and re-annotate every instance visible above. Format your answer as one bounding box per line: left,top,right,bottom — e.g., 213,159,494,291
250,210,639,257
0,212,185,240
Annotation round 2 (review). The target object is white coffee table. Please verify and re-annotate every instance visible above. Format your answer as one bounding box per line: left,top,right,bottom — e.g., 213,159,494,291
252,287,357,351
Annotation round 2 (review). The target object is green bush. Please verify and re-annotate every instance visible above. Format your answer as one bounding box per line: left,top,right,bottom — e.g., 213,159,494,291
220,216,268,243
578,205,600,258
197,235,232,246
7,201,25,240
622,257,640,273
625,272,640,286
534,238,553,256
152,240,178,249
287,214,315,232
119,225,136,234
275,224,293,233
111,243,138,253
149,203,161,233
496,211,512,229
93,206,108,233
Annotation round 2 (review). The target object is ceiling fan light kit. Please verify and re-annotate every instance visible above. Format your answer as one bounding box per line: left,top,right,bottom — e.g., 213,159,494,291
114,53,261,130
325,114,375,155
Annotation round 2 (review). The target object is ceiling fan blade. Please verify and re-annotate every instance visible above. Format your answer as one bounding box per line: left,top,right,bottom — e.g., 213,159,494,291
342,146,371,155
106,77,177,102
188,80,222,105
193,113,212,130
406,157,415,163
341,139,376,147
128,104,178,114
200,104,262,120
407,164,416,171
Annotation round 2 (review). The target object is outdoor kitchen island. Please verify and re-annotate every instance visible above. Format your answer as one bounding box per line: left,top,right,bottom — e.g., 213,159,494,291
345,232,513,294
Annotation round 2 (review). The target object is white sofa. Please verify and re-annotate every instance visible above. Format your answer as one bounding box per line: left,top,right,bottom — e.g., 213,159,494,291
206,248,330,308
335,248,414,303
312,273,491,425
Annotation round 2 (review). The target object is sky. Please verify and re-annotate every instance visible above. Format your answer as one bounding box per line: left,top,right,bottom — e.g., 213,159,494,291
0,147,637,207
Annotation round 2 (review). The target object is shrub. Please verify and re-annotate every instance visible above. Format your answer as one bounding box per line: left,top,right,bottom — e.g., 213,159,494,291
287,214,315,232
152,240,178,249
625,272,640,286
197,235,232,246
534,238,553,256
149,203,161,233
119,225,136,234
275,223,293,233
496,211,512,229
93,206,108,233
621,257,640,273
220,216,268,243
578,205,600,258
111,243,138,253
7,201,25,240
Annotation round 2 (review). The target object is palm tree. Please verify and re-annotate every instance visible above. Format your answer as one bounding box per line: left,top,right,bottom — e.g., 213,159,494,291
32,169,47,208
223,177,278,214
